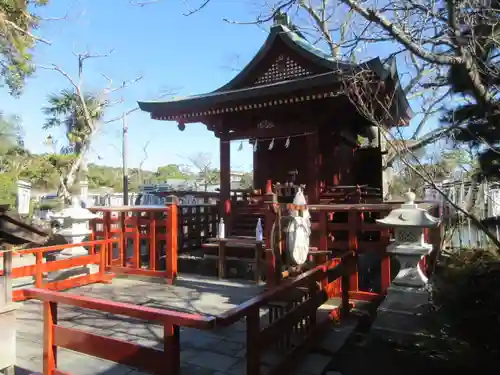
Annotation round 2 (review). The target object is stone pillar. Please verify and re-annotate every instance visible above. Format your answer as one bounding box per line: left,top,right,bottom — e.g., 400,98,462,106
371,191,440,344
16,180,31,216
0,249,17,375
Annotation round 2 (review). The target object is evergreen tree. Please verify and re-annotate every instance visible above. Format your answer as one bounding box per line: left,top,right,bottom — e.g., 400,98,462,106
0,0,49,95
443,1,500,179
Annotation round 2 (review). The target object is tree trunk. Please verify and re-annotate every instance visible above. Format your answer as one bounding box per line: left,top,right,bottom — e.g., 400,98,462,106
58,141,90,204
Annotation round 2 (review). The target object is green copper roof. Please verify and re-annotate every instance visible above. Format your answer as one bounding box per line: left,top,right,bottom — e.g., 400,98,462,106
138,21,412,124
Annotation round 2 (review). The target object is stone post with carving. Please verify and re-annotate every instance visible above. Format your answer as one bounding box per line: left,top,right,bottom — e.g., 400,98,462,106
16,180,31,216
371,190,440,343
79,179,89,207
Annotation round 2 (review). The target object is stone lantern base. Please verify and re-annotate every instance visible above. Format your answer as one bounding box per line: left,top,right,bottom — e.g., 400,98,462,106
371,245,433,345
372,191,440,345
371,287,432,344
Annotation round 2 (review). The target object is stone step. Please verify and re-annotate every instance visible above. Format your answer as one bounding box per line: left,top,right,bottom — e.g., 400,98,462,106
313,317,358,355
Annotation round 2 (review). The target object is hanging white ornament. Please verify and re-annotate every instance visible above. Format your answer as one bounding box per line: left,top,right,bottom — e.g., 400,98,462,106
238,141,243,151
285,137,290,148
286,187,311,265
253,140,258,152
268,138,275,150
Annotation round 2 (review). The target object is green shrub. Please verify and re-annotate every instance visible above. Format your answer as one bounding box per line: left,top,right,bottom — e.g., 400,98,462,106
38,199,63,211
0,173,16,207
429,248,500,356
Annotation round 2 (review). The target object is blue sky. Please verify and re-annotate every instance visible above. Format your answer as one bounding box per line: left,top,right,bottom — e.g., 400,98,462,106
0,0,441,173
1,0,266,171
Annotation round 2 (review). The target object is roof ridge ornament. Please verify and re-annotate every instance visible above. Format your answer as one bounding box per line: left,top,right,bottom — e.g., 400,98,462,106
273,11,289,26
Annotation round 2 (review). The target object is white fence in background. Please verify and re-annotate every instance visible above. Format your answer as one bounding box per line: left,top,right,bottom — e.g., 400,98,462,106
423,180,500,249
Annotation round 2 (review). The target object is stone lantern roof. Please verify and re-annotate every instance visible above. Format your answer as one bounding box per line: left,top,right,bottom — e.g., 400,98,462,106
376,191,440,228
52,197,97,221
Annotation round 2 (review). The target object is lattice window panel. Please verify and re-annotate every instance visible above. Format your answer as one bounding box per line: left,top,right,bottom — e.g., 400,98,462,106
254,55,312,85
395,228,422,244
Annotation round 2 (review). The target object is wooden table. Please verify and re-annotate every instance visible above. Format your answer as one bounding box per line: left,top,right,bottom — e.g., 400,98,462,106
202,237,265,281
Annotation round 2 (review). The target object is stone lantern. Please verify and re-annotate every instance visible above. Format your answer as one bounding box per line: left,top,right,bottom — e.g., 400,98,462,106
51,197,98,269
371,190,440,343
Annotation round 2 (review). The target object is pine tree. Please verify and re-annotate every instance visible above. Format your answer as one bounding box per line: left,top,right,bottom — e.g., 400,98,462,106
443,1,500,179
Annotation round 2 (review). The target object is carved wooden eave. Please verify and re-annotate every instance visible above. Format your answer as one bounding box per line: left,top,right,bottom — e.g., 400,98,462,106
138,22,412,129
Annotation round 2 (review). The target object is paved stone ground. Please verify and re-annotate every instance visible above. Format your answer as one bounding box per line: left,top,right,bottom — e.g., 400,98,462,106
15,275,262,375
14,275,356,375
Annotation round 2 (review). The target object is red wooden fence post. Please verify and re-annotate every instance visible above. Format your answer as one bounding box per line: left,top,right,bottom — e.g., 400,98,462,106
163,323,180,375
246,307,260,375
133,212,141,268
89,216,96,255
149,211,157,271
99,242,106,281
347,211,359,292
120,212,126,266
103,211,112,266
43,301,57,374
340,256,351,318
264,205,277,289
318,212,330,292
35,251,43,288
166,205,178,284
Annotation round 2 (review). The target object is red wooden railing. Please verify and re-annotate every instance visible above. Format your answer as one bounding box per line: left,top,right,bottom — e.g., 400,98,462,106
22,288,215,375
89,205,178,284
263,202,441,300
308,203,442,299
216,252,352,375
2,239,116,302
8,201,442,375
309,204,392,302
178,203,218,250
24,251,353,375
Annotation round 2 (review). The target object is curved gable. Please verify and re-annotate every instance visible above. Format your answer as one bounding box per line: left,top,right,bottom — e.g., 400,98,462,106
215,24,351,92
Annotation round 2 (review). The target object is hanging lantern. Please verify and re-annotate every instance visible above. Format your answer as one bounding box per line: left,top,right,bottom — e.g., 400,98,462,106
285,136,290,148
177,122,186,131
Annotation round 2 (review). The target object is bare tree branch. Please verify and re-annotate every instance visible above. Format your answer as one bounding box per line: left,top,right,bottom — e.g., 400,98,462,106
38,48,143,202
129,0,161,7
3,19,51,45
182,0,211,16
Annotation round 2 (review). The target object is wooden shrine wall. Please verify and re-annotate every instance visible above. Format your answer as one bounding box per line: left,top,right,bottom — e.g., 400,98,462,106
320,130,356,187
354,148,383,189
253,136,309,190
251,127,383,194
